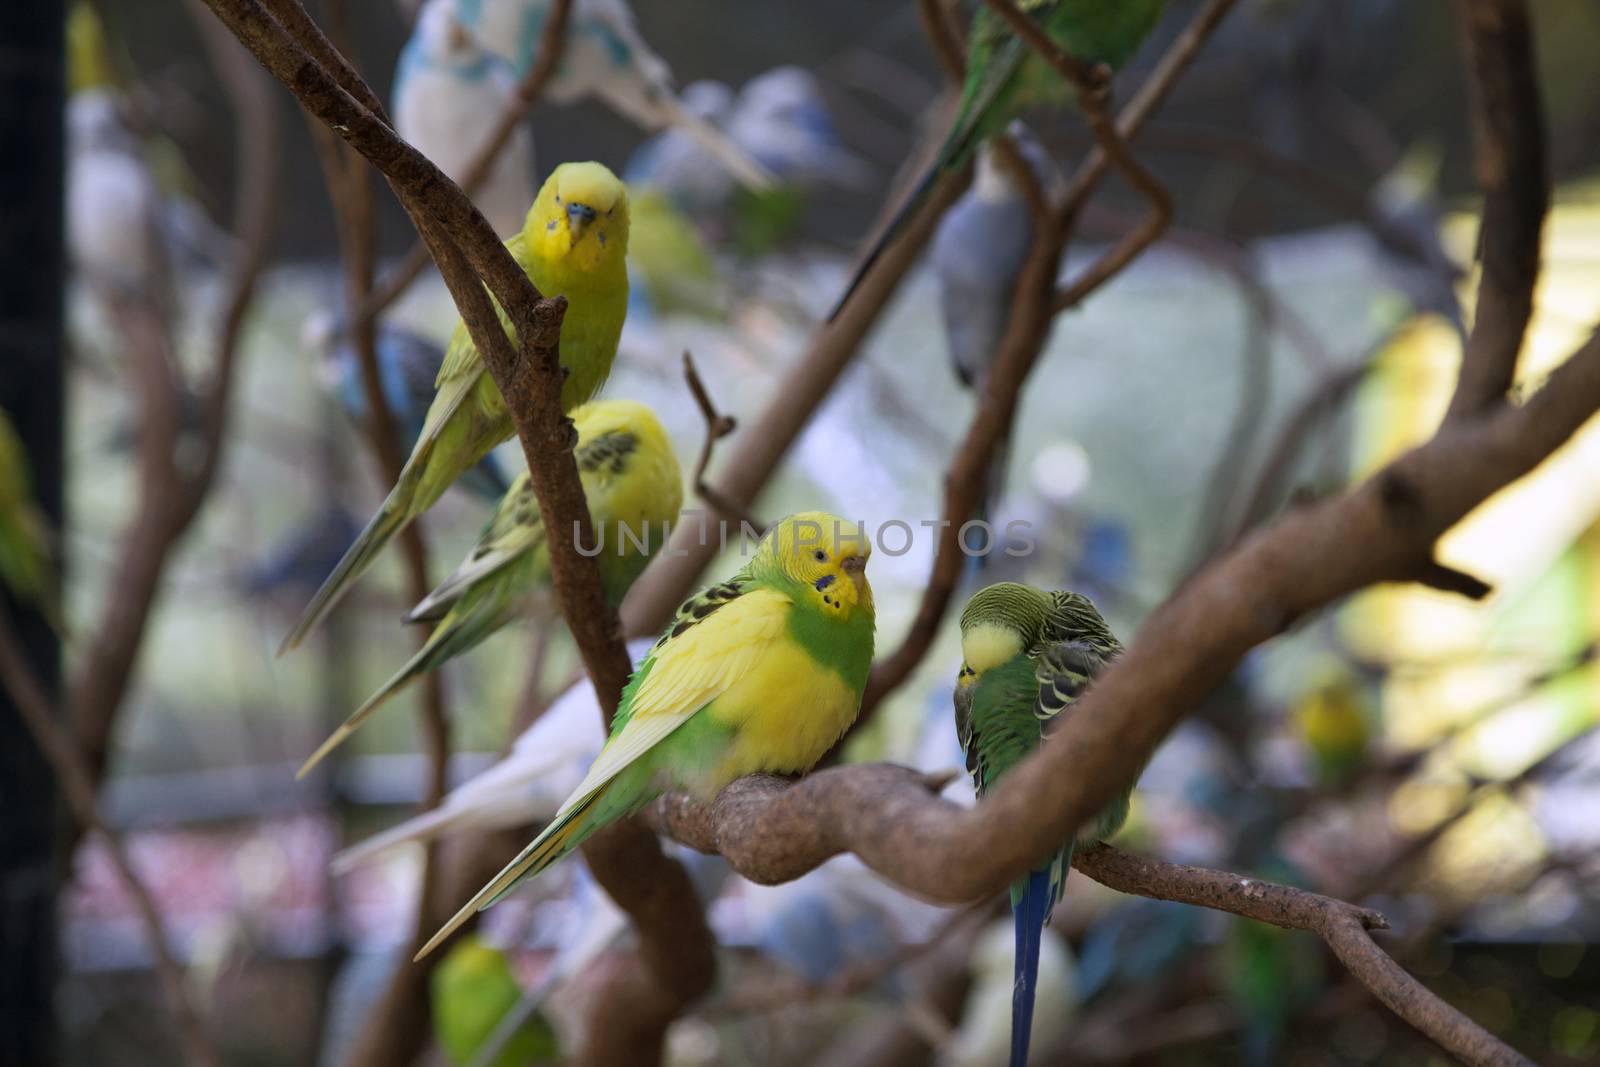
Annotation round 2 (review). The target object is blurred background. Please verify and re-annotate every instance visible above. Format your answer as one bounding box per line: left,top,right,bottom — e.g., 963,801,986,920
5,0,1600,1064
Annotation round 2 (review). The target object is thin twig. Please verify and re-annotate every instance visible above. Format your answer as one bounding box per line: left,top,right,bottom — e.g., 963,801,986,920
0,609,222,1067
916,0,966,85
681,351,765,532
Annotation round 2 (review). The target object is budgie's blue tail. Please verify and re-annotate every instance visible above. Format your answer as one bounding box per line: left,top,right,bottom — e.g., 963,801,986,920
1010,867,1054,1067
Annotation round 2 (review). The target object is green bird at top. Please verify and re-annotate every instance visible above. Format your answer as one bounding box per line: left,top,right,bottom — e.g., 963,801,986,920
829,0,1166,319
280,161,631,654
954,581,1132,1067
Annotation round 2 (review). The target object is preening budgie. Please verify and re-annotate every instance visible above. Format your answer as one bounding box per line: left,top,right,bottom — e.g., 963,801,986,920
418,511,876,958
456,0,772,190
831,0,1166,319
944,919,1076,1067
280,161,630,653
431,937,559,1067
331,638,652,872
297,401,681,776
0,409,52,608
954,582,1129,1067
394,0,536,238
306,314,510,502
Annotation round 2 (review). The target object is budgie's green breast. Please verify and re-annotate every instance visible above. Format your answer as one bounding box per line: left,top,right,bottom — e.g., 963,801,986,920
522,242,628,412
964,654,1044,793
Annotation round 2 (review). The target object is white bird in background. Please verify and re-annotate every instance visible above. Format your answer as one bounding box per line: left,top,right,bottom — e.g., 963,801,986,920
723,66,871,192
394,0,537,237
942,919,1076,1067
622,80,736,210
67,88,171,305
329,639,656,872
455,0,772,191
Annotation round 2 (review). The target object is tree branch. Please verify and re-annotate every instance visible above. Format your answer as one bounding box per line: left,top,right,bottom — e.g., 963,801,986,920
1446,0,1547,422
680,350,763,532
0,609,221,1067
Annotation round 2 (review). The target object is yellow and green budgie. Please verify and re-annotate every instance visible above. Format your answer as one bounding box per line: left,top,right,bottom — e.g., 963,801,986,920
431,937,558,1067
417,511,876,959
954,581,1132,1067
296,400,682,778
281,161,631,653
831,0,1166,318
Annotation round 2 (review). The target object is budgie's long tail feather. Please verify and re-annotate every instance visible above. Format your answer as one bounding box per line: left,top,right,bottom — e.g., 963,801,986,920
657,94,776,193
278,475,422,655
1010,867,1054,1067
296,622,454,777
826,165,939,323
416,784,611,961
330,803,463,873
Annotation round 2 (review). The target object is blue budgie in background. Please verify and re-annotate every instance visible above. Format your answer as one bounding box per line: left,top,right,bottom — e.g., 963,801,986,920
456,0,771,191
723,66,871,193
394,0,536,237
933,122,1057,529
623,80,736,210
305,314,512,503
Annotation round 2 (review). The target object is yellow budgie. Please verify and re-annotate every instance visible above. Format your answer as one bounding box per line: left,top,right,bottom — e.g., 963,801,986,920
417,511,876,958
281,161,630,653
296,400,681,777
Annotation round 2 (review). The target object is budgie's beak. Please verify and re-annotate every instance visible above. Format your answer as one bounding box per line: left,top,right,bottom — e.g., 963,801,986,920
566,202,598,240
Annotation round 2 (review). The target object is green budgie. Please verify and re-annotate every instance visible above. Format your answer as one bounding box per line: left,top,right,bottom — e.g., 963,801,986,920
830,0,1166,319
296,400,682,778
280,161,631,654
431,937,559,1067
954,581,1131,1067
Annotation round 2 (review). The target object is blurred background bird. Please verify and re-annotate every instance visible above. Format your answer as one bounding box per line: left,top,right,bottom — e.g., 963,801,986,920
279,161,631,653
394,0,536,238
942,918,1076,1067
457,0,773,192
305,312,511,503
331,639,650,871
298,400,682,776
832,0,1167,317
1291,661,1374,787
431,937,560,1067
933,123,1058,527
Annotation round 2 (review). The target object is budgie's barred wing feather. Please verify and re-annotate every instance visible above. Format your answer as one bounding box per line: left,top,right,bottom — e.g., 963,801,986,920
1032,639,1115,722
417,580,787,958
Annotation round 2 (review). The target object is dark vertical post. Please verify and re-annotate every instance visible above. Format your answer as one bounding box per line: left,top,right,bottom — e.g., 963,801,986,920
0,1,66,1065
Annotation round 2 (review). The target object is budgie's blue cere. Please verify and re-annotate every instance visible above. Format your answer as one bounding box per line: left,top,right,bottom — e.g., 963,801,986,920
394,0,535,237
313,317,510,502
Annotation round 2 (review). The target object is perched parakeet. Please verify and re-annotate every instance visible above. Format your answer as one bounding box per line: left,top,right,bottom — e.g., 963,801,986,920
431,937,559,1067
395,0,536,238
0,409,52,608
1292,664,1372,785
456,0,772,191
831,0,1166,319
954,582,1129,1067
307,314,511,502
417,511,876,958
297,400,682,776
280,161,630,653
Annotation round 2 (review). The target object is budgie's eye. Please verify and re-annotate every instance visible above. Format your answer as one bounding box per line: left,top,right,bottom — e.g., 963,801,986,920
813,549,827,562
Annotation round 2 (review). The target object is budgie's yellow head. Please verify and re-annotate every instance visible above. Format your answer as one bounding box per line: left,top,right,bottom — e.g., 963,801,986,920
761,511,873,619
525,162,630,274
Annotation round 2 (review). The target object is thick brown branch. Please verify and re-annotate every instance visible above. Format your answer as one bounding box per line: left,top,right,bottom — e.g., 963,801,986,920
1447,0,1548,421
0,610,221,1067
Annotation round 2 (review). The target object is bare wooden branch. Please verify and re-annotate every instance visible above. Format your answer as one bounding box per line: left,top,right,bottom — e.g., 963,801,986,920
681,350,764,531
0,610,221,1067
1446,0,1548,422
917,0,966,85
